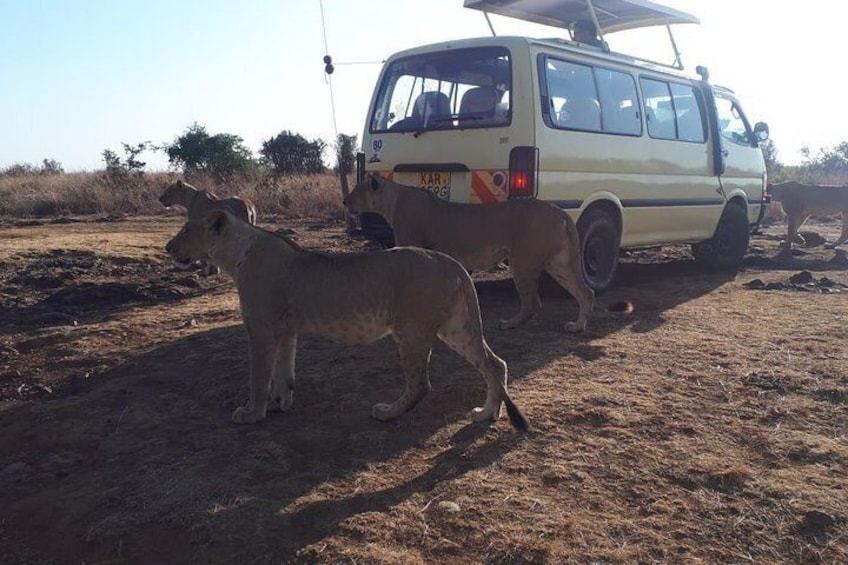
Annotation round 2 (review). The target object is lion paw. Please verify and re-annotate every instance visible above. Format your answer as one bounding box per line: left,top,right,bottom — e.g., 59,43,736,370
372,403,400,421
268,390,294,412
564,321,585,333
231,406,265,424
497,319,517,330
468,406,498,423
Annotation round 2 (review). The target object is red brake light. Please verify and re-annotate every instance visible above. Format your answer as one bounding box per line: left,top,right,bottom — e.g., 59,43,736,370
508,146,537,198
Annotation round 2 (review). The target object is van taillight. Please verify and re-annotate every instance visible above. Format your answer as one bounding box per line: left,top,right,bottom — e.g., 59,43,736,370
509,146,538,198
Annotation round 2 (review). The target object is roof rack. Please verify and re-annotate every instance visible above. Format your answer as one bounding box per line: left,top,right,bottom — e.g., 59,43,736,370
464,0,700,70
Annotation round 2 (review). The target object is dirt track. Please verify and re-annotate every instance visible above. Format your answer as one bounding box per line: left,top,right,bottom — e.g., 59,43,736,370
1,215,846,564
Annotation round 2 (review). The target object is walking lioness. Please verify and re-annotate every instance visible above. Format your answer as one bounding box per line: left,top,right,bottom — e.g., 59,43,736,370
769,181,848,253
345,173,594,332
164,210,528,430
159,179,257,275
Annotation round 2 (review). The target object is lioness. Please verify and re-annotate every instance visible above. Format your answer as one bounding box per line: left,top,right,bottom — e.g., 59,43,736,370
345,173,594,332
164,210,528,430
769,181,848,253
159,179,258,275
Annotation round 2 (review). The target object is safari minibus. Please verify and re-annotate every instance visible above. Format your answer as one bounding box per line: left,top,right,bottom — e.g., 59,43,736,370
355,0,770,291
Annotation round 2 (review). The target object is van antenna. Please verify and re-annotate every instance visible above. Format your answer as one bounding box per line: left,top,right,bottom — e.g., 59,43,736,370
319,0,339,139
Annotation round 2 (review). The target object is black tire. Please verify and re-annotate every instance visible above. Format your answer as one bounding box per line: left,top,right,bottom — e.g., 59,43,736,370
692,203,750,270
359,212,395,247
577,208,620,293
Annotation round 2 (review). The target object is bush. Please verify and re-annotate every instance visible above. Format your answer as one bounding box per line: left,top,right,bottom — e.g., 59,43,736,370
165,123,255,181
102,142,152,183
797,142,848,183
1,159,65,178
260,130,326,176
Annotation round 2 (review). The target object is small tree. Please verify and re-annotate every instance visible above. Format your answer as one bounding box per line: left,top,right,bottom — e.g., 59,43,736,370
40,159,64,175
101,141,152,181
760,138,785,183
335,133,359,232
165,123,254,181
260,130,326,176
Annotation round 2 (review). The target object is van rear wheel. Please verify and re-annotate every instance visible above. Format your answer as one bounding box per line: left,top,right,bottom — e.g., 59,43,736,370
578,208,620,293
692,203,750,270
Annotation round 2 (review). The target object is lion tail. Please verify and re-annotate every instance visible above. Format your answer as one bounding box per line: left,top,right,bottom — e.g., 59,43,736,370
457,266,530,432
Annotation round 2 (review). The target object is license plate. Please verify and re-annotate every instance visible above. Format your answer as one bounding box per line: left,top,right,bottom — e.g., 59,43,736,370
418,172,451,200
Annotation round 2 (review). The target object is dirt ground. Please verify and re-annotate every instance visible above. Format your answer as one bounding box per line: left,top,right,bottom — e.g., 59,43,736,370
0,213,846,564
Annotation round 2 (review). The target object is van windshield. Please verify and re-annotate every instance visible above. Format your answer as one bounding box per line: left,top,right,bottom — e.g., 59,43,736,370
369,47,511,133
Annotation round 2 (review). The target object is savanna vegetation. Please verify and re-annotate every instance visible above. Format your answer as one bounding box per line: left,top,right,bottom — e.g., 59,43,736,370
0,124,357,220
1,126,846,222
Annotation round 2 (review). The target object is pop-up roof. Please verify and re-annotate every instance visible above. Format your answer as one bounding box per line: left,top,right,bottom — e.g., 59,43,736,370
463,0,699,34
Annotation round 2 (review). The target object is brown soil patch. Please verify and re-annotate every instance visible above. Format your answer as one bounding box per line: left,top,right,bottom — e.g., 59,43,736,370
1,216,846,564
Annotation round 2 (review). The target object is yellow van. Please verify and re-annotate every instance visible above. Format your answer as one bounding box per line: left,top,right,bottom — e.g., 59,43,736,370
356,0,769,291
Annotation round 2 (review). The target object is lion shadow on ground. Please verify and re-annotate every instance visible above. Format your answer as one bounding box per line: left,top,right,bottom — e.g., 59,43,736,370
0,323,529,562
746,248,848,272
470,252,736,340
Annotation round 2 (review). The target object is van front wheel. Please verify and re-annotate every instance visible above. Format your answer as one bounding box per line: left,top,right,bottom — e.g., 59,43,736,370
578,208,620,293
692,203,750,270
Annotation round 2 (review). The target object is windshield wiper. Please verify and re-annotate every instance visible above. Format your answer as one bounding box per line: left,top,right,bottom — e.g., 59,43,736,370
412,116,455,138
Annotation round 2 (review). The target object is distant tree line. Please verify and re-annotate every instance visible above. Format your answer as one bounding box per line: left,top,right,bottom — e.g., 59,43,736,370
5,128,848,187
0,128,353,188
88,123,356,183
761,138,848,184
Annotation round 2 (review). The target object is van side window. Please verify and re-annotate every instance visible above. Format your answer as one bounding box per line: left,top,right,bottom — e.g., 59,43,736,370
596,69,641,135
543,58,639,135
714,95,754,147
546,60,600,131
640,78,705,143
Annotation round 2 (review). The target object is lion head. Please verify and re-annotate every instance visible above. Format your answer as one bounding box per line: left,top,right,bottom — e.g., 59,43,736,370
344,173,385,214
165,210,231,265
159,180,190,208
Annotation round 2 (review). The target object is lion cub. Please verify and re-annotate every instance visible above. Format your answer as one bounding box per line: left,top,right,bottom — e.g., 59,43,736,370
345,173,594,332
165,210,528,430
769,181,848,253
159,179,257,275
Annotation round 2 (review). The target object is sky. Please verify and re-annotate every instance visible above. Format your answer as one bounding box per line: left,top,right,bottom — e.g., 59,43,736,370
0,0,844,172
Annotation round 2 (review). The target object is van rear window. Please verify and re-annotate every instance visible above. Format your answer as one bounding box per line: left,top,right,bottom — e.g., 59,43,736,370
370,47,511,133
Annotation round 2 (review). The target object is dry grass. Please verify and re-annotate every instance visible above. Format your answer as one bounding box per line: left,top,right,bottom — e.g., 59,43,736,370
0,171,347,220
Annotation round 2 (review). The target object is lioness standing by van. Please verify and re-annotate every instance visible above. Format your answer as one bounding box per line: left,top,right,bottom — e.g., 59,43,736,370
164,210,528,430
159,179,257,275
345,173,594,332
769,181,848,253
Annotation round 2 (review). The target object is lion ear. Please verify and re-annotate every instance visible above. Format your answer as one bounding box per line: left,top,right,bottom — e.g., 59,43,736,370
176,179,184,188
205,210,229,235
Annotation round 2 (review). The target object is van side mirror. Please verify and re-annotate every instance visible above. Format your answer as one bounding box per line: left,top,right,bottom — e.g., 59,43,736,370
753,121,770,142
